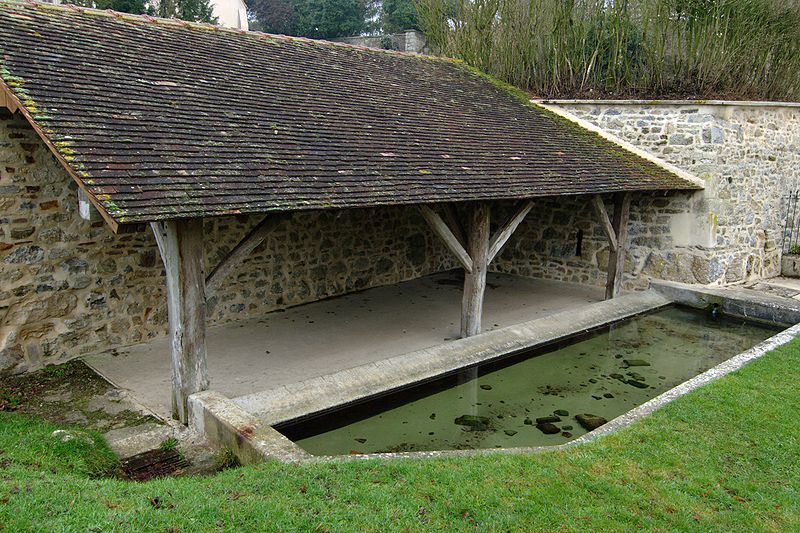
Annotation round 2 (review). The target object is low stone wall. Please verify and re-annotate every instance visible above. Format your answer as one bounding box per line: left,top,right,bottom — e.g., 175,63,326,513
493,101,800,290
333,30,429,54
782,255,800,278
0,110,456,374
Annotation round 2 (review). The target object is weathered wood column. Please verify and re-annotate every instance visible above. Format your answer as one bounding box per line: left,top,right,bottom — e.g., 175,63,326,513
592,193,632,300
151,218,209,424
461,204,491,337
420,201,532,338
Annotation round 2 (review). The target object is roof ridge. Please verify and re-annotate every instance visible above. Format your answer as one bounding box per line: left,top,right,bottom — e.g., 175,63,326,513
0,0,453,61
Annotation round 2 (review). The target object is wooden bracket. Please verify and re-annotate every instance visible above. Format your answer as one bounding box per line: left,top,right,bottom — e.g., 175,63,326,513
205,214,287,297
441,204,466,248
591,195,618,253
488,200,534,263
419,205,474,273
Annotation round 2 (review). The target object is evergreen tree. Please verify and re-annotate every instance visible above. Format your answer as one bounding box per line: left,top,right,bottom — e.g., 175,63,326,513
247,0,297,34
292,0,367,38
380,0,419,33
153,0,218,23
74,0,147,15
248,0,367,38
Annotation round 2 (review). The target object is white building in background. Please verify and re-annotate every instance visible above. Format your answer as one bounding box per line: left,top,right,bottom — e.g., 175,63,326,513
209,0,248,30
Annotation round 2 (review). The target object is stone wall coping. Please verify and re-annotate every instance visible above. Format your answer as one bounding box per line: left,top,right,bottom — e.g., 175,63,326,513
535,99,800,109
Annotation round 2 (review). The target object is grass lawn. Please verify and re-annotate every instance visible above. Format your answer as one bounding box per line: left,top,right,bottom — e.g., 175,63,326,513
0,338,798,531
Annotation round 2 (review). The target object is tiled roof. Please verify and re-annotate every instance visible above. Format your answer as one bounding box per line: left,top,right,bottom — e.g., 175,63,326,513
0,2,701,231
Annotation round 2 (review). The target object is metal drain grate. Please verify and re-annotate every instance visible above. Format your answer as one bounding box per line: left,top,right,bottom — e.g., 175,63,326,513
121,449,190,481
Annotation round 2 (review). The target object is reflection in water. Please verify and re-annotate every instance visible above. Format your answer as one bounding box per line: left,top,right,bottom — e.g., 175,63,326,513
278,306,779,456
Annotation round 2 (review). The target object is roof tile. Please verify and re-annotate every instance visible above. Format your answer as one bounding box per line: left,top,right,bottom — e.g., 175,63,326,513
0,1,700,228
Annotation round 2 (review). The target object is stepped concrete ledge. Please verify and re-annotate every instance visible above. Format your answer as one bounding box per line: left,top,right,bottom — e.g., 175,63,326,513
232,290,670,425
535,103,706,189
650,279,800,326
189,390,310,464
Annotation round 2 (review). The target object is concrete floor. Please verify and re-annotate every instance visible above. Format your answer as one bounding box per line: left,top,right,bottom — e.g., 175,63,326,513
85,272,604,419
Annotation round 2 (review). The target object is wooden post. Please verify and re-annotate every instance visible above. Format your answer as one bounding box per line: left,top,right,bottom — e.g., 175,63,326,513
605,193,632,299
151,218,209,424
420,201,534,338
461,203,490,337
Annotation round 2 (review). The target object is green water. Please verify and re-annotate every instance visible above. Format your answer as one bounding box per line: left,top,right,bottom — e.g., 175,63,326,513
280,306,780,456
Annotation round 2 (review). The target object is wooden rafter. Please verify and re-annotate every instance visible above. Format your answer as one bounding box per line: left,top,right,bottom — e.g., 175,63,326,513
0,79,122,233
205,214,287,296
0,84,19,113
487,200,534,263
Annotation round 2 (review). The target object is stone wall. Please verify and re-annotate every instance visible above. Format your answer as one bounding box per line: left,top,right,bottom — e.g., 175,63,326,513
0,110,456,374
492,101,800,290
333,30,429,54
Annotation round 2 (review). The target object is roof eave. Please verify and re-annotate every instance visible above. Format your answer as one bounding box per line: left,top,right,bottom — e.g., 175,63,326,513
0,78,125,233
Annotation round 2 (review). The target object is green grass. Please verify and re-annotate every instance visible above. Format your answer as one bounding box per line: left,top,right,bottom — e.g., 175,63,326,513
0,339,798,530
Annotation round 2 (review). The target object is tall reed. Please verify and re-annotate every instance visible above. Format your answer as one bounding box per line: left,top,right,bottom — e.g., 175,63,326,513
415,0,800,100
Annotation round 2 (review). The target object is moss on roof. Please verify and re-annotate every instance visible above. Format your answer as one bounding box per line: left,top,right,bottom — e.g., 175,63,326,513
0,1,700,227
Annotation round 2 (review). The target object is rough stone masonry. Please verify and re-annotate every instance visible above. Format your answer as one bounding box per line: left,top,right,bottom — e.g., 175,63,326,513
1,100,798,374
492,101,800,291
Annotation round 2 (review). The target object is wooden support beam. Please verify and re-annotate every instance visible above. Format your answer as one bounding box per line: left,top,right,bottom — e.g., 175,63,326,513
461,203,490,338
605,193,632,300
151,218,209,424
205,214,286,297
487,200,534,263
419,205,473,273
442,204,466,248
591,195,618,253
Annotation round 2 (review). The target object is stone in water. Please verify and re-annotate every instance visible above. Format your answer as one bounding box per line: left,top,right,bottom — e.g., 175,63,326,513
575,414,608,431
454,415,490,431
536,422,560,435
